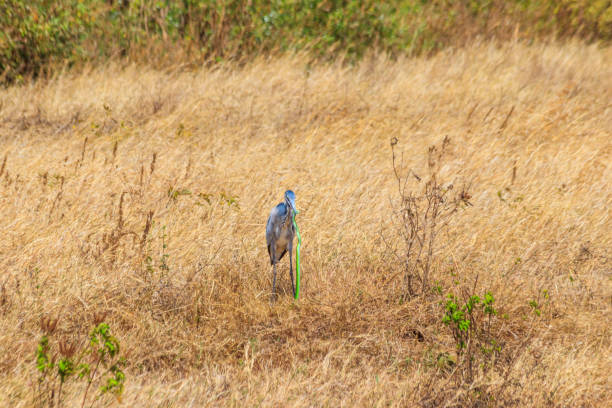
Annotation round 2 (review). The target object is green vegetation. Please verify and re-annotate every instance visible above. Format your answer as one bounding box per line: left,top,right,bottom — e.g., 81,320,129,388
35,317,126,407
1,0,611,83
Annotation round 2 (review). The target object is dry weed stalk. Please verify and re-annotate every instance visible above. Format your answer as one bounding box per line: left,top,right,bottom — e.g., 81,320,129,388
76,136,88,170
82,191,140,267
48,175,65,222
0,280,7,312
0,154,6,178
386,136,472,296
111,140,118,163
92,311,107,326
140,210,154,253
150,152,157,175
40,316,59,335
58,338,77,358
104,191,138,266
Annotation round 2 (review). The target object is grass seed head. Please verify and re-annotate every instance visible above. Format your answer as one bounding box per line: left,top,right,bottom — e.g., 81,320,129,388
40,316,59,335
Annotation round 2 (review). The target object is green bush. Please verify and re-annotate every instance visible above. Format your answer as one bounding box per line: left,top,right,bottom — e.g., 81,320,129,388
0,0,94,83
1,1,610,84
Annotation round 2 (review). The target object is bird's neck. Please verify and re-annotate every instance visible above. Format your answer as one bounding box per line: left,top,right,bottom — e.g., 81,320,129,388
283,204,293,225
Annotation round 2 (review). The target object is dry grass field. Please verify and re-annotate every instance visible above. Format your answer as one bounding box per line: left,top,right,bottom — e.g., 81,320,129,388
0,41,610,407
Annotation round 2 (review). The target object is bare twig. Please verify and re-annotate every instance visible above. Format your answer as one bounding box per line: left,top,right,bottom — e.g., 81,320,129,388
384,137,471,297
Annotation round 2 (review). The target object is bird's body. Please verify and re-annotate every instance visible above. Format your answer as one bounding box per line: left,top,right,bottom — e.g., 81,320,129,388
266,190,297,299
266,202,294,263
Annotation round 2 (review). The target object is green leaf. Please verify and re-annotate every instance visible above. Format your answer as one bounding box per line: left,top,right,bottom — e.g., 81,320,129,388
58,358,74,382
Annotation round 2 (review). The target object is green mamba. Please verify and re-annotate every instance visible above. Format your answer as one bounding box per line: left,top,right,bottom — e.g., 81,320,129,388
292,212,301,299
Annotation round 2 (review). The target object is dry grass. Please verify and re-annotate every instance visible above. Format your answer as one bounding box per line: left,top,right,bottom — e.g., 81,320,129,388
0,40,610,407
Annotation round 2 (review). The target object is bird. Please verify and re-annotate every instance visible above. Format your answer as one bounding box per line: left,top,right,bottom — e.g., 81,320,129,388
266,190,298,300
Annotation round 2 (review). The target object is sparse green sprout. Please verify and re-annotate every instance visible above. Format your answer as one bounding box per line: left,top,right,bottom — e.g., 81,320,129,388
90,322,121,359
36,335,52,374
483,292,496,316
220,192,240,208
167,187,192,201
197,192,212,205
529,300,541,316
78,363,91,379
100,359,126,397
57,358,74,383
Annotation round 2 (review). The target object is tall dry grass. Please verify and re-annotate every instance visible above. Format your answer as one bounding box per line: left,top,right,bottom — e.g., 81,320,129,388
0,41,610,406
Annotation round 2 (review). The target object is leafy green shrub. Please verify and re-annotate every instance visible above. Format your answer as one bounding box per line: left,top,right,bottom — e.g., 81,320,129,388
0,0,98,83
516,0,612,39
1,1,610,84
34,316,126,407
442,290,499,383
437,281,547,405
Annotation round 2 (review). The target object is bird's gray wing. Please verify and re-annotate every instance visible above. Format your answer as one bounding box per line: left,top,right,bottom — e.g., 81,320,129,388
266,203,287,264
266,214,274,263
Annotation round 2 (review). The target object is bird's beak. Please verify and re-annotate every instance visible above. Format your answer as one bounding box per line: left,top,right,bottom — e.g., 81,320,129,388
288,197,298,214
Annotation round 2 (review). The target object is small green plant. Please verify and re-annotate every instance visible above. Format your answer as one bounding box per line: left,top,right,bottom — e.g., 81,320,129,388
167,187,192,201
142,224,173,283
196,192,212,205
528,299,541,316
33,315,127,407
528,288,550,318
159,225,170,275
441,289,498,382
423,348,455,374
219,192,240,208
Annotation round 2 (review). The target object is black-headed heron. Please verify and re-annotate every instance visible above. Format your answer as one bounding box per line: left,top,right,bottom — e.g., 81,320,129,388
266,190,297,299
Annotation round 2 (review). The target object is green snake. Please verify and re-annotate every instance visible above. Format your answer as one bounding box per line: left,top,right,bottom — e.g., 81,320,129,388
292,212,301,299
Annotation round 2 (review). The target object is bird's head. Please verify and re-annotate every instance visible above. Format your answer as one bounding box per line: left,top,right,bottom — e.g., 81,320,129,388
284,190,298,214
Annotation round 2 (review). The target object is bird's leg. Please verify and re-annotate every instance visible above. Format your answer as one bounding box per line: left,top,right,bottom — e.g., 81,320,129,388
272,262,277,302
288,241,295,297
271,246,277,302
